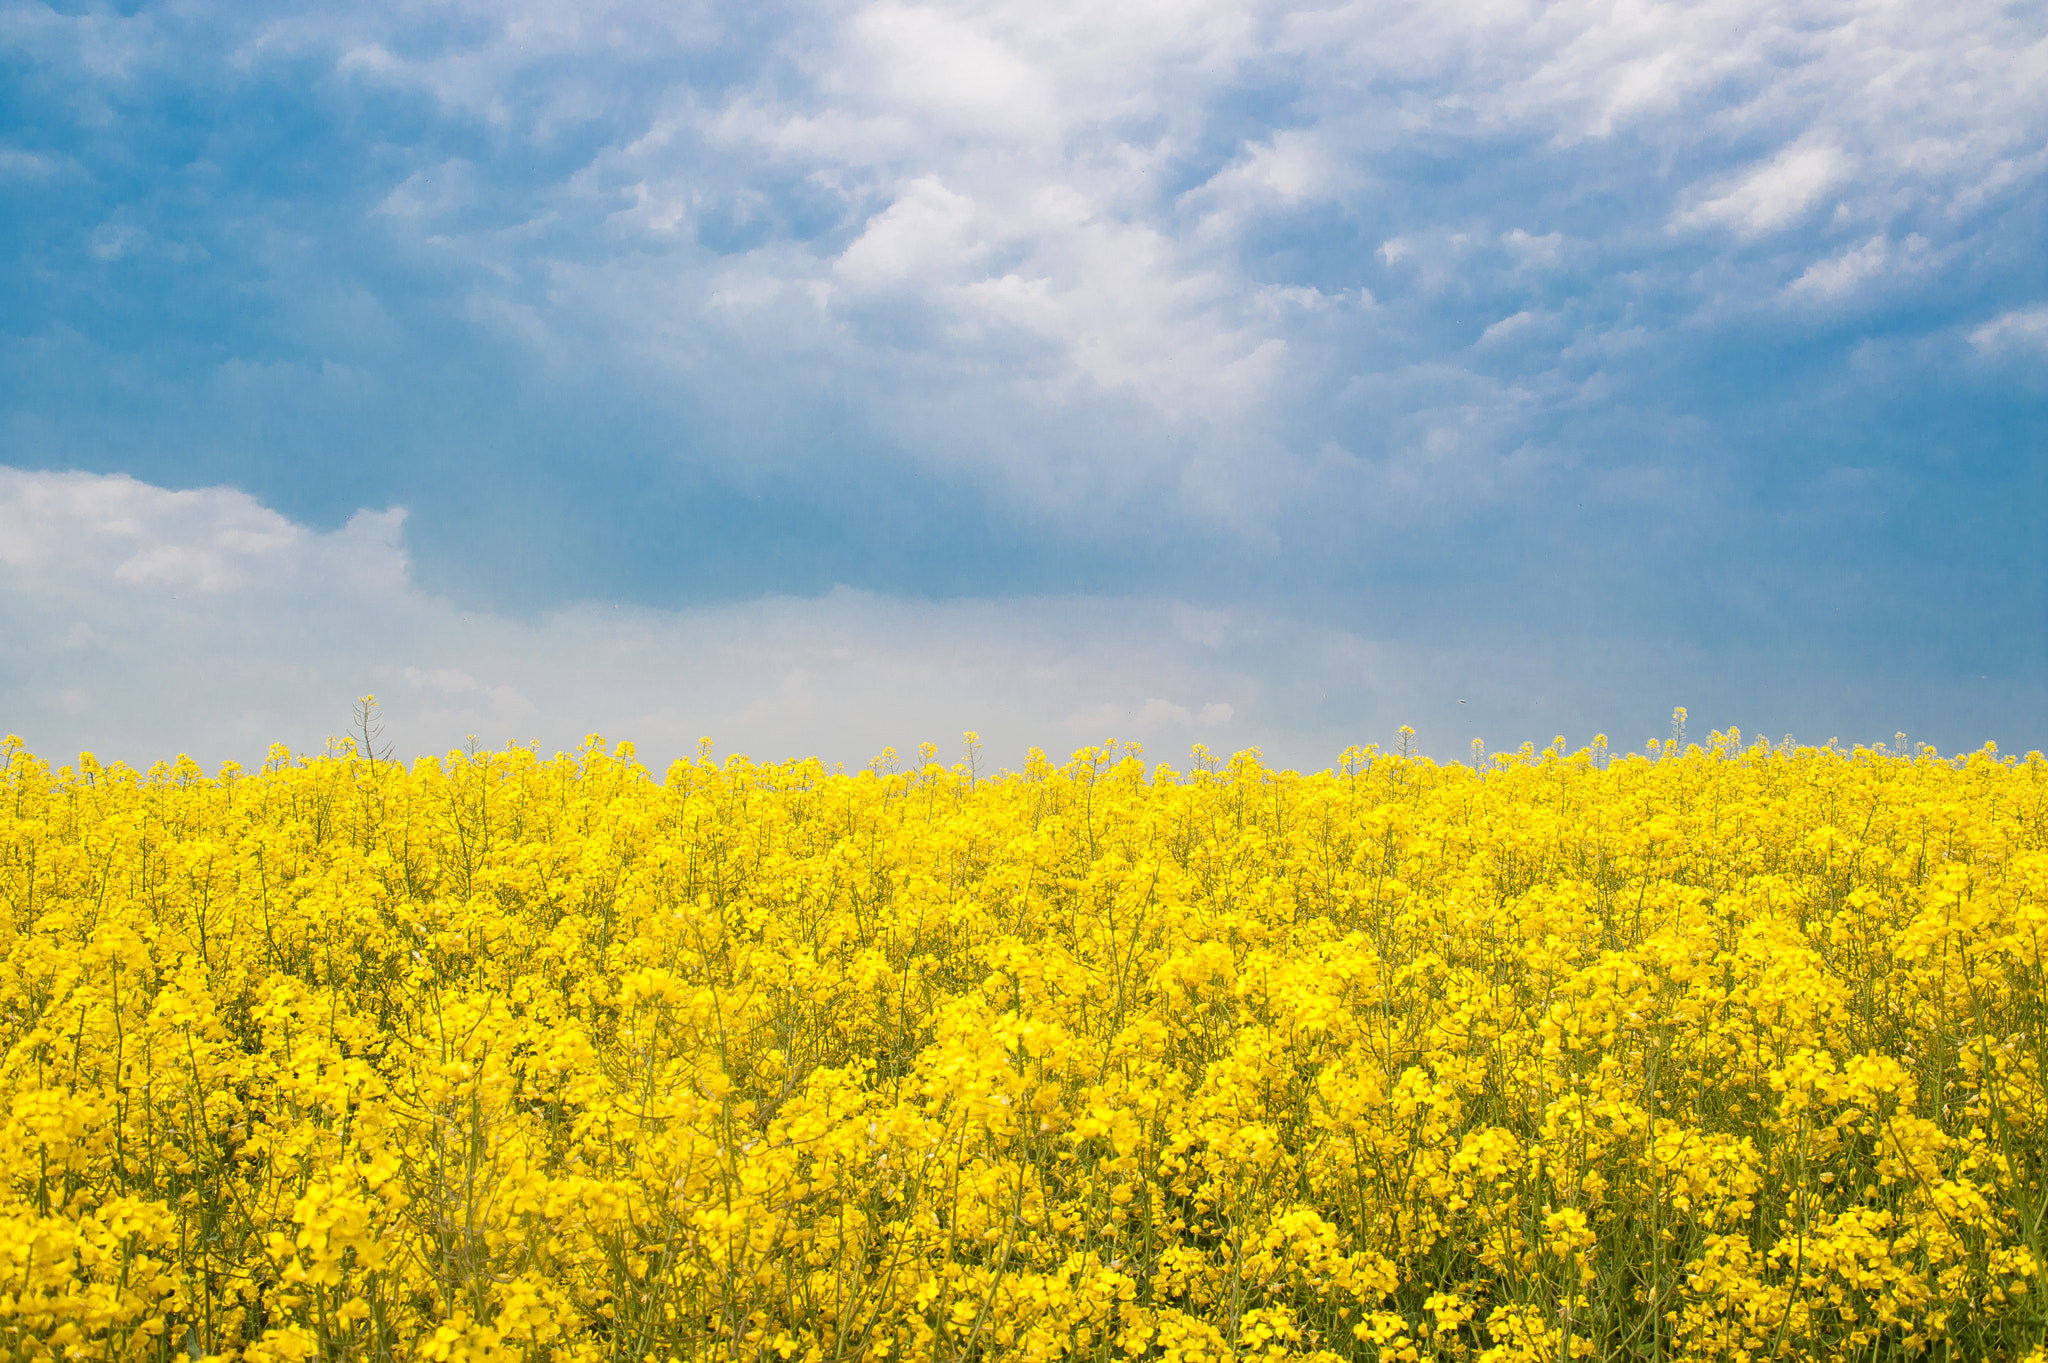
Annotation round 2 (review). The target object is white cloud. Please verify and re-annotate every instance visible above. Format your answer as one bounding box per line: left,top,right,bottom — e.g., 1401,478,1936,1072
1784,234,1937,300
1970,305,2048,353
834,177,985,289
1183,129,1349,243
831,0,1056,138
1788,235,1883,298
0,466,378,591
1478,310,1543,345
1677,143,1852,237
1974,302,2048,356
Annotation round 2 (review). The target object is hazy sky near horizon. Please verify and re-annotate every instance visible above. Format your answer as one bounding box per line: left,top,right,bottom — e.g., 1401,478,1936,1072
3,0,2045,771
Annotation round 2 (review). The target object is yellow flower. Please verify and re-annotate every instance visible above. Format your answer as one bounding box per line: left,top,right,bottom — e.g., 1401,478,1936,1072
0,731,2043,1359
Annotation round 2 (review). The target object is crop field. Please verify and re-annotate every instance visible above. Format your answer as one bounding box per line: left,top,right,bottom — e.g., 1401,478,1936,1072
1,720,2045,1363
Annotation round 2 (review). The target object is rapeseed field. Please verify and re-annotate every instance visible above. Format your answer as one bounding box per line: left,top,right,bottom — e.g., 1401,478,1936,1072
2,714,2045,1363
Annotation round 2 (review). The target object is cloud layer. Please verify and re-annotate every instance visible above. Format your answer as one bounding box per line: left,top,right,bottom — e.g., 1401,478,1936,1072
3,468,2038,772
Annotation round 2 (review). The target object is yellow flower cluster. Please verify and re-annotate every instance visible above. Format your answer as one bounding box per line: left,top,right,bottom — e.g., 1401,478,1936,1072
2,721,2045,1363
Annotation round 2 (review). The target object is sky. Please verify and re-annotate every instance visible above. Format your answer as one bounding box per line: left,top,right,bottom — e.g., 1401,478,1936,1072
2,0,2045,773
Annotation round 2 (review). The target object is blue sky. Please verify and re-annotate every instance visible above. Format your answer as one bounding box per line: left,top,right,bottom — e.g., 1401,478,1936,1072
2,0,2044,769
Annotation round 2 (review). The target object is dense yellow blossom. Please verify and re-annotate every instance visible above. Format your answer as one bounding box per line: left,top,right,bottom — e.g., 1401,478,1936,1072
2,720,2045,1363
